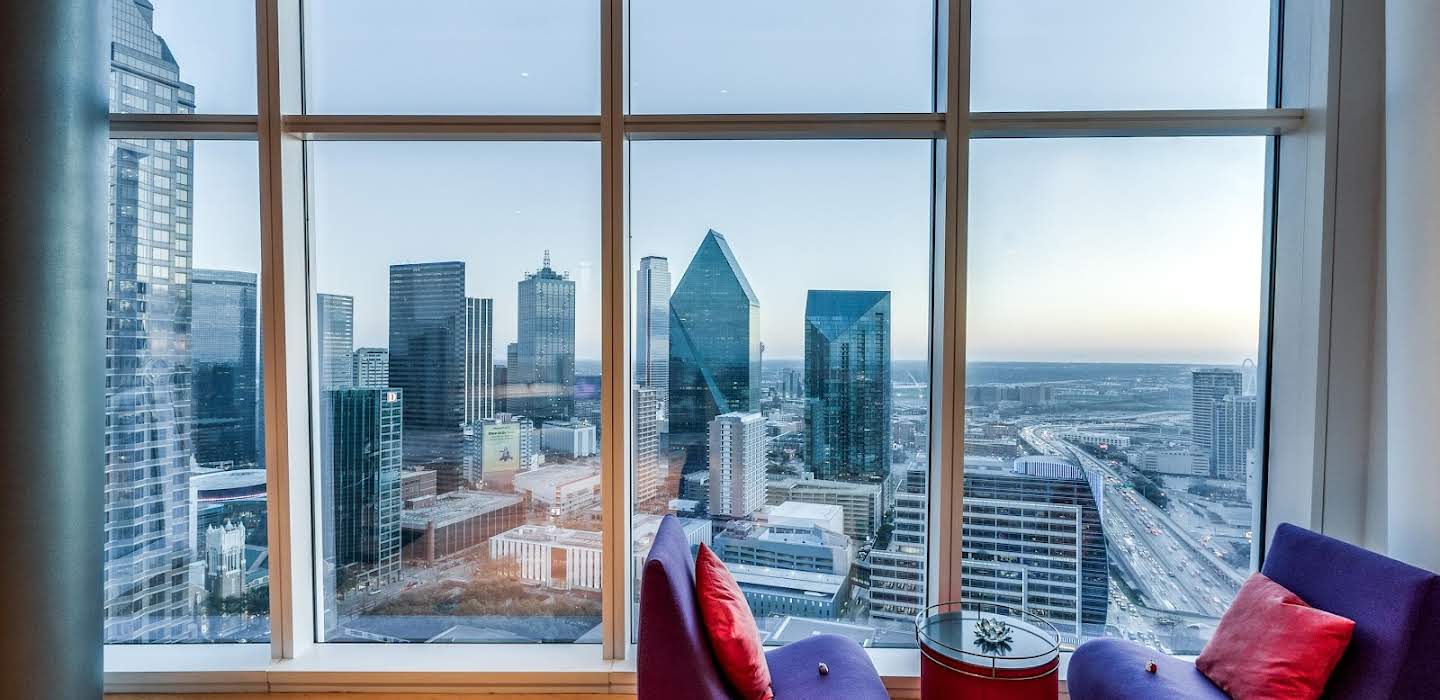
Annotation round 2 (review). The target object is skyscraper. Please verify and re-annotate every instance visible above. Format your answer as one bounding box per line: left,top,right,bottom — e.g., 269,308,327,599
389,262,466,491
352,347,389,388
708,412,766,518
105,0,200,642
1213,394,1258,482
465,297,495,423
633,386,662,505
803,290,892,484
192,269,260,469
320,388,403,592
962,456,1108,641
868,464,928,625
510,252,576,423
317,293,354,390
1191,368,1244,476
635,256,671,413
669,230,761,472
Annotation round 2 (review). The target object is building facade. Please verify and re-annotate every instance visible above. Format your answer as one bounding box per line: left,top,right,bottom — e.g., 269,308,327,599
669,230,762,472
191,269,261,469
708,412,767,518
465,297,495,423
511,252,576,422
635,256,671,414
633,386,662,505
961,456,1108,641
803,290,892,484
1212,394,1258,482
389,262,466,490
463,414,535,487
105,0,201,642
320,388,404,589
541,420,598,458
766,476,883,541
316,293,354,390
352,347,389,388
868,465,928,626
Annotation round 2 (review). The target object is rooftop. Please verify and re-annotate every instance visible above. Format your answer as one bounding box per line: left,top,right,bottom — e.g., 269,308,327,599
492,524,603,549
727,563,845,597
399,491,523,530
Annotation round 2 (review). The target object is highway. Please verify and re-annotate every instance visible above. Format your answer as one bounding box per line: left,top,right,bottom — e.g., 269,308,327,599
1019,424,1242,621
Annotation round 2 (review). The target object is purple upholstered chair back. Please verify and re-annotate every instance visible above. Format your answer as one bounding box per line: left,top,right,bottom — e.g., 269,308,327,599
637,515,733,700
1261,523,1440,700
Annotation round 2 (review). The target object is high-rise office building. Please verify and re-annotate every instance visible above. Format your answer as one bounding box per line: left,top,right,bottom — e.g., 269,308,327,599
708,412,766,518
320,388,403,591
317,293,354,390
962,456,1108,641
635,257,671,412
192,269,260,469
633,386,662,505
104,0,200,642
868,464,928,625
465,297,495,422
389,262,466,491
803,290,892,484
463,413,535,487
669,230,761,472
352,347,389,388
1191,368,1244,476
511,252,576,423
1213,394,1258,482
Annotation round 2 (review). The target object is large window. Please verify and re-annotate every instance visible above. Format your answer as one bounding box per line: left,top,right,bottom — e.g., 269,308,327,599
308,142,602,643
104,0,1308,687
628,140,933,646
964,137,1266,651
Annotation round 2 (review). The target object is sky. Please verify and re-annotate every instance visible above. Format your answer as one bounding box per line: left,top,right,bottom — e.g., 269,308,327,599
150,0,1272,365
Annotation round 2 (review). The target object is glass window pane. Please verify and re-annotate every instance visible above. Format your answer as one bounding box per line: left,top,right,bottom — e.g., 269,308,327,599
630,140,933,647
112,0,257,114
309,142,603,644
971,0,1272,111
964,137,1265,651
628,1,934,114
303,0,600,115
106,138,268,643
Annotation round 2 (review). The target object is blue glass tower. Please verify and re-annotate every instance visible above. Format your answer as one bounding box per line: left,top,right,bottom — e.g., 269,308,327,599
192,269,261,469
389,262,466,491
804,290,892,483
668,230,761,472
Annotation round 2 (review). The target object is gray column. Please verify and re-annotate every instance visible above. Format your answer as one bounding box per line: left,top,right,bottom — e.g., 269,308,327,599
1386,1,1440,574
0,1,109,697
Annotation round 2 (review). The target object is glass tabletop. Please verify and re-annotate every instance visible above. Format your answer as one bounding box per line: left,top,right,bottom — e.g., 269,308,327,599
917,602,1061,670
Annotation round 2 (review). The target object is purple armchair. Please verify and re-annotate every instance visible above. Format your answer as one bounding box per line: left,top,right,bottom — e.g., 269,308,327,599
637,515,890,700
1068,523,1440,700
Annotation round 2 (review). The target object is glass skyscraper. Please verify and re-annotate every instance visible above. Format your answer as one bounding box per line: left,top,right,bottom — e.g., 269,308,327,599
317,293,355,390
105,0,200,642
1191,368,1244,476
320,388,403,613
511,252,576,423
465,297,495,423
803,290,892,483
389,262,466,491
192,269,261,469
668,230,761,472
635,256,671,414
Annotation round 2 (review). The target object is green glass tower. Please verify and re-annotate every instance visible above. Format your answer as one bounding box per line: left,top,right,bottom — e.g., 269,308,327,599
804,290,892,483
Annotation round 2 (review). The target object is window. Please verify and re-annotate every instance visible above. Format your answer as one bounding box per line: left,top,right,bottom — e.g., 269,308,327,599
308,142,603,644
629,140,933,646
102,0,1315,689
964,137,1266,651
104,138,267,644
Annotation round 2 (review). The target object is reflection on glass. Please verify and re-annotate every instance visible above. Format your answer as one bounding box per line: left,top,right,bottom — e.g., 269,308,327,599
309,142,602,643
630,140,933,647
971,0,1271,111
964,137,1266,652
629,0,934,114
303,0,600,115
106,0,267,644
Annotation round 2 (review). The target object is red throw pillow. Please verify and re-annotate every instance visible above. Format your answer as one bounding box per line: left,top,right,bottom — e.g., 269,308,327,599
1196,572,1355,700
695,543,773,700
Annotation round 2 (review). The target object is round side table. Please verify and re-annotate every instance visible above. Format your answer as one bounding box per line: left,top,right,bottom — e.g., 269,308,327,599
916,601,1060,700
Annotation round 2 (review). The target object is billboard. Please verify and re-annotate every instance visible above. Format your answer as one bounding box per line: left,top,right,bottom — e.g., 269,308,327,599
482,422,522,479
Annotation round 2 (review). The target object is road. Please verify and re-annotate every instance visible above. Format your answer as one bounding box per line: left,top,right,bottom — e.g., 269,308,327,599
1019,424,1242,620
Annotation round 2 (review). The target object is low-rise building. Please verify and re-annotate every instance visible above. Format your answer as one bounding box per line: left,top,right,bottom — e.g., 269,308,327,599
400,491,525,563
541,420,598,458
513,464,601,516
766,476,882,540
728,563,847,621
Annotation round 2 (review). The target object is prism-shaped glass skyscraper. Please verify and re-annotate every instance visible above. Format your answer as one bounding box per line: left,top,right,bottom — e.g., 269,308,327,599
804,290,892,483
668,230,761,472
